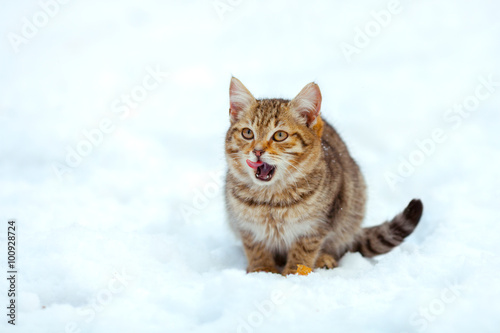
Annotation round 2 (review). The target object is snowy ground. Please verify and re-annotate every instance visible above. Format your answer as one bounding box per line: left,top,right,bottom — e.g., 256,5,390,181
1,0,500,332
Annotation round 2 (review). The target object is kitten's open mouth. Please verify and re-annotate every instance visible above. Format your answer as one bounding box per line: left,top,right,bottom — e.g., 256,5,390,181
246,160,276,182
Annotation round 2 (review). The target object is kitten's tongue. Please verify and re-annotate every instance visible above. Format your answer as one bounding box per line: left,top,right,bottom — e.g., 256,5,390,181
246,159,263,169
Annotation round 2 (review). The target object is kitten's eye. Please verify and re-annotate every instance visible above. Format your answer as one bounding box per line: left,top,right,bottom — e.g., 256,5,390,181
273,131,288,142
241,128,254,140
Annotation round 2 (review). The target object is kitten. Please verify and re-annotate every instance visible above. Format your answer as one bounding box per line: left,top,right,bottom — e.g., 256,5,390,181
224,77,423,275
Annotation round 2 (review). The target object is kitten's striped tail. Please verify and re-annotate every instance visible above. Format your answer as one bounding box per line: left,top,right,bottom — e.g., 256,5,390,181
353,199,423,258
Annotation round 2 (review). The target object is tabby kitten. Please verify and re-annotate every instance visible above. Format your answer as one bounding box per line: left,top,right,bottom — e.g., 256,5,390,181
224,77,423,275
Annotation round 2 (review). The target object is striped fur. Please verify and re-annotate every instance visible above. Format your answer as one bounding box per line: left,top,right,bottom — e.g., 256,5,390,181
224,78,424,275
352,199,423,258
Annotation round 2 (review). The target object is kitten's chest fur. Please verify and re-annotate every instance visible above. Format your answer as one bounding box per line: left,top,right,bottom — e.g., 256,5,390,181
227,179,326,250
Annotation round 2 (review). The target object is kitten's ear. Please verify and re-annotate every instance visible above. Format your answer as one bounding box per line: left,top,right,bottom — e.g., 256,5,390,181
229,77,256,122
290,82,322,127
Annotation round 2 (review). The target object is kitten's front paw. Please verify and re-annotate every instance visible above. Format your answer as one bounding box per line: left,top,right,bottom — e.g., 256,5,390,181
315,253,338,269
247,266,279,274
281,266,298,276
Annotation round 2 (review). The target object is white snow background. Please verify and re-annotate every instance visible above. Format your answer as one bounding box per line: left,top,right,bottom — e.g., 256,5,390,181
1,0,500,332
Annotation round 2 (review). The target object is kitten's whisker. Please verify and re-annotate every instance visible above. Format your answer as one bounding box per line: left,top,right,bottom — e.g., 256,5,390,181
267,156,302,189
271,155,310,188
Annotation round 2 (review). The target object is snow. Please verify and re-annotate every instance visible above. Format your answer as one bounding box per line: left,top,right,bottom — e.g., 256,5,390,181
1,0,500,332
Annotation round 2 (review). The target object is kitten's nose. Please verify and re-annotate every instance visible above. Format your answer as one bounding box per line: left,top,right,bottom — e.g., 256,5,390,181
253,149,264,157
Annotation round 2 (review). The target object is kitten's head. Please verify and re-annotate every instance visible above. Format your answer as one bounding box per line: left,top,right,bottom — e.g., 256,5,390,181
225,77,324,187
